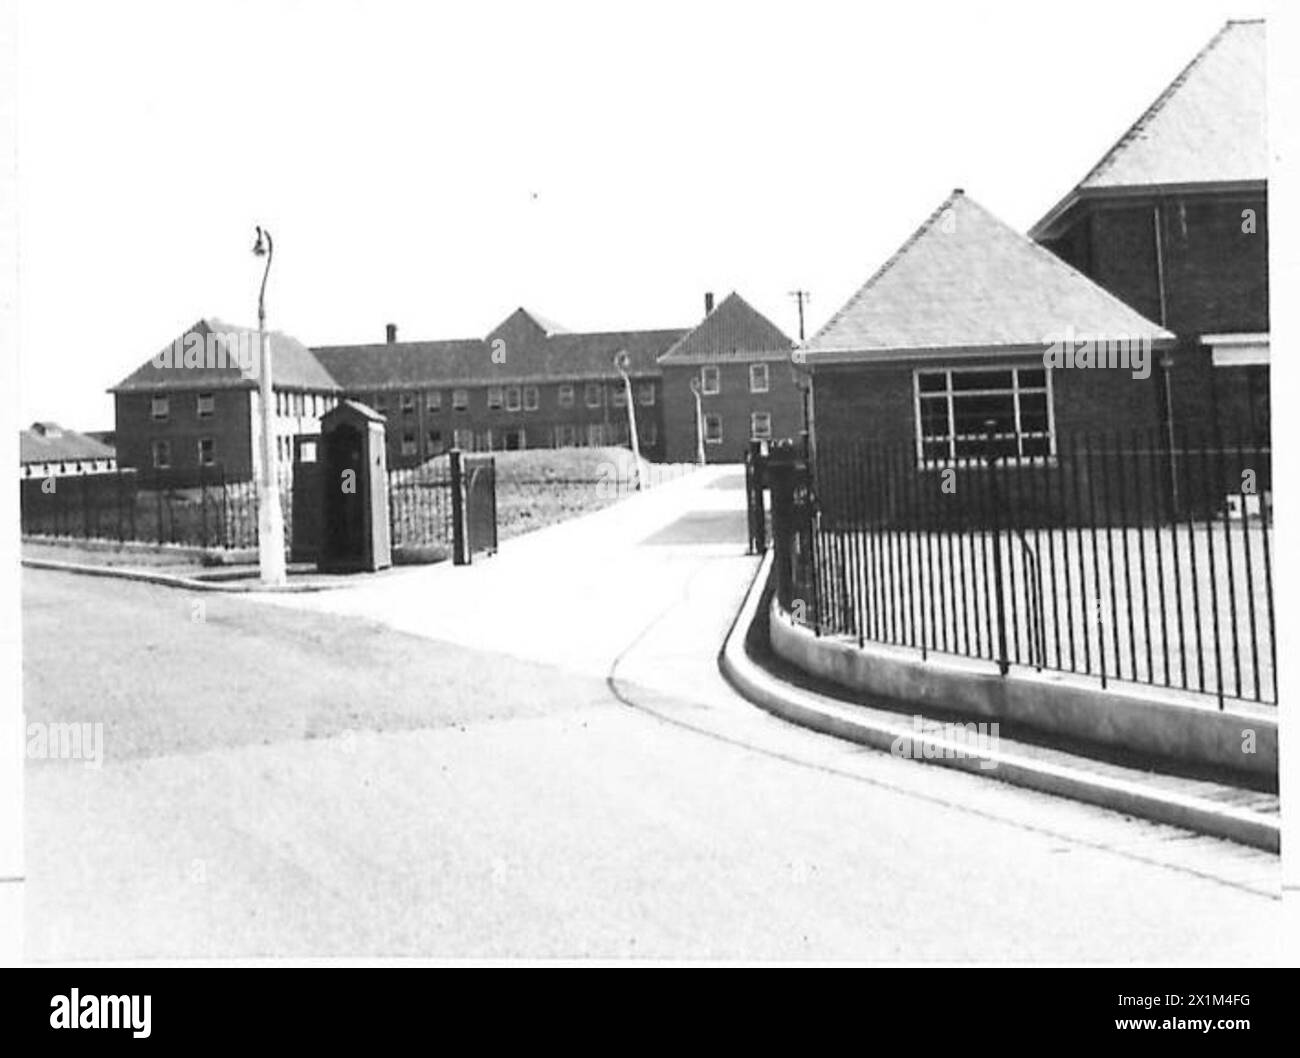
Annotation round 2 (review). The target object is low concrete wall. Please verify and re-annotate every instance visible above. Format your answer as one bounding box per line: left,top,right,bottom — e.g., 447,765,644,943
769,602,1277,781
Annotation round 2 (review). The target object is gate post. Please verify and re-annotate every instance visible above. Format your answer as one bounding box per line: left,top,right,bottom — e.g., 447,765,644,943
745,440,768,555
450,448,469,566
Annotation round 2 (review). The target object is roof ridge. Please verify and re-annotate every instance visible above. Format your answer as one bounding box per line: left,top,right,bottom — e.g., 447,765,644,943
803,189,965,348
1077,20,1239,188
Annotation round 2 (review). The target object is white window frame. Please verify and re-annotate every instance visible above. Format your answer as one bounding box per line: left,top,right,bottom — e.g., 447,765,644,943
400,432,417,456
584,382,603,408
505,385,522,412
400,391,416,415
426,389,442,412
700,366,720,395
151,439,171,468
487,386,504,410
151,395,169,421
612,385,627,408
913,365,1056,468
586,423,604,446
637,381,656,406
749,363,770,394
558,384,575,408
453,427,474,450
704,413,723,445
452,388,469,411
197,437,216,466
196,392,214,418
750,411,772,441
523,385,539,411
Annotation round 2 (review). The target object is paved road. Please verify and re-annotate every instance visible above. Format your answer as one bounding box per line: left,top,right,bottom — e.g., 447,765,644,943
23,468,1281,961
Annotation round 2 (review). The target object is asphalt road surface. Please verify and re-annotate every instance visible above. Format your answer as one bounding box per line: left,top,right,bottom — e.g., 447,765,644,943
21,470,1282,961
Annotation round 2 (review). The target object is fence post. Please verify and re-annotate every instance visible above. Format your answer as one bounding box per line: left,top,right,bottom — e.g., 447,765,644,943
450,449,469,566
745,440,768,555
984,426,1011,676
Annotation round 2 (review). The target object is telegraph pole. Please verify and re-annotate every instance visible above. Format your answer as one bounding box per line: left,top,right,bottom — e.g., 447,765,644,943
788,289,811,342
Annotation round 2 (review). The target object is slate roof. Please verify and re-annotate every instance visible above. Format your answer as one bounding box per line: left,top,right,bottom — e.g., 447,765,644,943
20,422,116,464
110,318,341,393
314,313,687,388
658,292,794,365
801,190,1174,360
1031,20,1266,237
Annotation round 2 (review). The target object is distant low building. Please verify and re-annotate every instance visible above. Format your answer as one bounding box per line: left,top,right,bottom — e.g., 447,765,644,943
19,422,117,479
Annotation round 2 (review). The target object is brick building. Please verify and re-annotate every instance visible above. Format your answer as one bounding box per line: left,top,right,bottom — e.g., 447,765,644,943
312,310,685,467
109,318,342,486
801,190,1173,469
659,292,800,463
1030,18,1269,444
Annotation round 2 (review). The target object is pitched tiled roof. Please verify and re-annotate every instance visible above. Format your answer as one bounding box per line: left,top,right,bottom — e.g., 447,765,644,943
314,318,687,388
658,292,794,364
801,190,1173,360
1032,20,1266,236
20,422,116,464
110,318,341,393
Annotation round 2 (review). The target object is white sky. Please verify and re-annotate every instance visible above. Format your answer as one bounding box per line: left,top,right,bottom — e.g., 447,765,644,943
14,0,1266,430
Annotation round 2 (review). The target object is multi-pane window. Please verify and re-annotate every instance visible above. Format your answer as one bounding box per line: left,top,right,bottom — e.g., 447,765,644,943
151,440,171,468
453,389,469,410
374,393,389,413
197,438,216,466
505,385,522,412
915,367,1053,465
749,363,770,393
400,392,416,415
475,429,494,452
523,385,539,411
453,428,474,450
558,384,575,408
401,432,417,456
586,423,605,446
612,385,627,408
704,414,723,444
196,393,214,418
427,390,442,412
637,382,656,406
151,395,169,420
427,429,443,452
487,386,504,409
701,366,720,395
585,383,603,408
750,411,772,441
554,424,578,447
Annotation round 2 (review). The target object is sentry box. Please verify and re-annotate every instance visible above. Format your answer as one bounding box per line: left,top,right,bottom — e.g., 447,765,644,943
316,399,392,573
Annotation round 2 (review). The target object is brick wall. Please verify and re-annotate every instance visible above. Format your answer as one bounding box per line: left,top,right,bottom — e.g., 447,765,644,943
661,361,803,463
114,388,254,486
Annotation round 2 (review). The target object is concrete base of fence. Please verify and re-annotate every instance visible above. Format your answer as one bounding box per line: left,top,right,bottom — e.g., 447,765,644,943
768,603,1277,782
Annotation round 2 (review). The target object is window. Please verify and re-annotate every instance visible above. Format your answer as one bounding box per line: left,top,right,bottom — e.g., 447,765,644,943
151,439,171,468
197,438,216,466
612,385,627,408
196,392,214,418
505,385,522,412
475,429,494,452
523,385,539,411
704,414,723,444
151,395,169,420
558,384,575,408
584,382,603,408
554,424,578,447
401,432,417,456
637,382,656,406
749,363,770,394
487,386,504,409
400,392,416,415
701,366,720,395
642,419,658,445
453,428,474,450
427,390,442,412
915,366,1054,465
427,429,444,453
375,392,389,413
293,392,304,416
450,388,469,411
586,423,605,446
750,411,772,441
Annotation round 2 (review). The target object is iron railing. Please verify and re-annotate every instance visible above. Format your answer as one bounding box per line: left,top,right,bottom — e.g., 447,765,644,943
764,427,1275,708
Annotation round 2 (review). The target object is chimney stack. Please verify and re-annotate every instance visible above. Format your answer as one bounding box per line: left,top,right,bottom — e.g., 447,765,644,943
704,292,714,315
386,322,397,344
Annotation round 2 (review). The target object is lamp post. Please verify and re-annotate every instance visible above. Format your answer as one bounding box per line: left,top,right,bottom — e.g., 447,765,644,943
613,350,641,490
252,225,286,586
689,376,706,465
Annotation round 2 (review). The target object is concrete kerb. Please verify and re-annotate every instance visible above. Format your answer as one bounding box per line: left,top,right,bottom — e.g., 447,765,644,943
719,552,1280,853
21,557,345,593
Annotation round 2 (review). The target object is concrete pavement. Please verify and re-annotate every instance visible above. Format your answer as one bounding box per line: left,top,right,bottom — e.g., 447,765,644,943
23,466,1282,961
